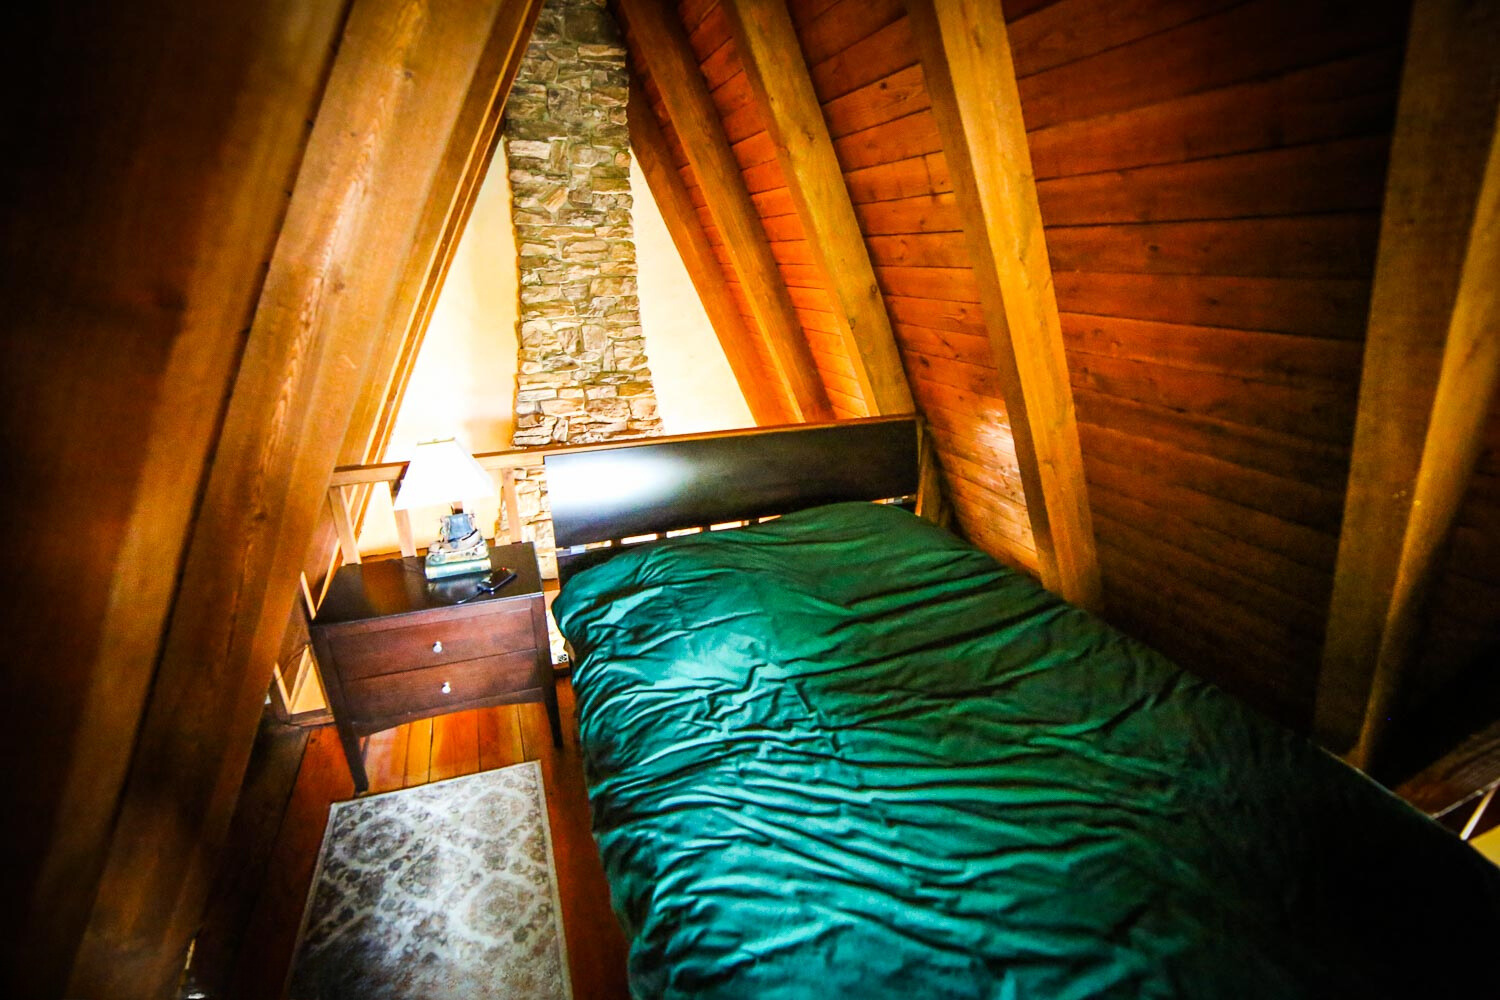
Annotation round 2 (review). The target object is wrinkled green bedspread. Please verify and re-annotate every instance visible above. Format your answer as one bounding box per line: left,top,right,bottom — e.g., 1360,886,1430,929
554,502,1500,999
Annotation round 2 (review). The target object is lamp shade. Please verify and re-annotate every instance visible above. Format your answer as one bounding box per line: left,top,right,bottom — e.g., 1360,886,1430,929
392,438,496,510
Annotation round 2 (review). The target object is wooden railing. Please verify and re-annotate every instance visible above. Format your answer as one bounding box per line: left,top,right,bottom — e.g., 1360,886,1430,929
325,443,576,565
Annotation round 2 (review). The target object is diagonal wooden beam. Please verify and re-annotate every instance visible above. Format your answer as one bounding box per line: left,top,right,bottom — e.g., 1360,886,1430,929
615,0,832,422
67,0,538,993
904,0,1101,609
346,0,544,479
1,3,348,994
280,0,544,708
1350,117,1500,772
721,0,914,416
1317,0,1500,757
627,74,787,425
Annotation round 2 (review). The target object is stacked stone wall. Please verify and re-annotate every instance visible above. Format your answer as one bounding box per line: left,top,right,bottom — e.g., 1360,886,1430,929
501,0,659,582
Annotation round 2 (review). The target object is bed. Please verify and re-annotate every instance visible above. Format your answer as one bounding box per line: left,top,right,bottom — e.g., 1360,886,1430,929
544,418,1500,999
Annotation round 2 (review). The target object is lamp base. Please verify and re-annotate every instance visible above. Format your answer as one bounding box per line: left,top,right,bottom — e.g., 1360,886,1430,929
423,510,490,580
424,554,492,580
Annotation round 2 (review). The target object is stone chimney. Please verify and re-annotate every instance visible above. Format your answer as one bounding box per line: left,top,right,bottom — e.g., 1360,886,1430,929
501,0,661,577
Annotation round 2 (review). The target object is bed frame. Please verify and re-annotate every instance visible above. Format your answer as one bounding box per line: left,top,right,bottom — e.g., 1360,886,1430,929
543,416,946,582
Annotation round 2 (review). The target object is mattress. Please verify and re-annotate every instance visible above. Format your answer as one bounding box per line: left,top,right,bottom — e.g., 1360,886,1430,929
553,501,1500,999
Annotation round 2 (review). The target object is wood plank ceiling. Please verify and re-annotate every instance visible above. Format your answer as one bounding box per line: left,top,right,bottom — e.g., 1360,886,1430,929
617,0,1446,729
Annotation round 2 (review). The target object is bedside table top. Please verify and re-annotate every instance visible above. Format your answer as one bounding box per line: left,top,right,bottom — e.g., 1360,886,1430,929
315,542,543,625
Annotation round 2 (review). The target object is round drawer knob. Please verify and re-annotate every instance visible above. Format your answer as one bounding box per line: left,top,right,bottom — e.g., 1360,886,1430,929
441,681,452,694
432,641,443,654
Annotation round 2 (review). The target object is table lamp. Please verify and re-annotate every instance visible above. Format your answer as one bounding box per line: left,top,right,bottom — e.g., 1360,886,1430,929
393,438,497,580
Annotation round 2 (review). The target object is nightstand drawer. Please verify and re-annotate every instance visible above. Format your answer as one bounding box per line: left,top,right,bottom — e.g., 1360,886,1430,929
341,649,541,724
327,601,534,681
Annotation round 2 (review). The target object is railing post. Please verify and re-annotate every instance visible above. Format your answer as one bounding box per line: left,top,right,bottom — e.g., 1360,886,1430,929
328,487,361,565
388,480,417,557
501,467,522,544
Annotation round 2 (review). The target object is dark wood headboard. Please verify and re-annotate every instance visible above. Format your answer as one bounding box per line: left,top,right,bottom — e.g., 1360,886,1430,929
544,417,933,579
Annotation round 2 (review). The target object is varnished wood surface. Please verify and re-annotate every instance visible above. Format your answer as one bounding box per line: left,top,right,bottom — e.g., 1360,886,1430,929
617,0,833,422
198,685,630,1000
641,0,1415,731
0,2,347,994
1343,5,1500,770
311,546,557,791
190,717,312,1000
298,0,545,632
1319,0,1500,758
1008,0,1407,724
628,73,787,424
650,0,1039,566
905,0,1101,610
69,1,532,993
631,1,869,422
723,0,915,417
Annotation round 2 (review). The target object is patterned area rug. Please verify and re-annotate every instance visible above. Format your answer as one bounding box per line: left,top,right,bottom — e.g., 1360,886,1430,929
289,761,572,999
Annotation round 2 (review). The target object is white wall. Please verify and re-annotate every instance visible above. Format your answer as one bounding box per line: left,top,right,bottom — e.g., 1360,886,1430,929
631,156,753,433
359,156,519,554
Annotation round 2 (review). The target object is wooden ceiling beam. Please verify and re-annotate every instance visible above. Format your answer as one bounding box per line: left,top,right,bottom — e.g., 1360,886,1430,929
905,0,1101,609
615,0,832,422
66,0,540,993
627,74,788,426
1317,0,1500,759
295,0,544,631
1351,124,1500,772
721,0,914,416
345,0,545,481
1,3,348,993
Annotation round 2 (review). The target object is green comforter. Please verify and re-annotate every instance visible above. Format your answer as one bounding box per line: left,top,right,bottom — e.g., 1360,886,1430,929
553,502,1500,999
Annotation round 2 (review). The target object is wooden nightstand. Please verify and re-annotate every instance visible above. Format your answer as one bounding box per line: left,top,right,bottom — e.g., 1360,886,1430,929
310,542,561,792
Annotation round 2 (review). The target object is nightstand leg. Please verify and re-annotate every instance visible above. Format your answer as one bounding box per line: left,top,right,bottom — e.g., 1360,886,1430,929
336,721,370,793
543,680,563,747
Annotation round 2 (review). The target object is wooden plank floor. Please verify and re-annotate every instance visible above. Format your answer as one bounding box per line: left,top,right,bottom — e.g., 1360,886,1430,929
208,680,629,999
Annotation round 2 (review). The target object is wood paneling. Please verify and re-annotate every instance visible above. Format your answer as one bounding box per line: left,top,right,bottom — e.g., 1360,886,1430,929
619,0,1494,756
619,0,832,420
723,0,913,416
628,75,786,423
1027,47,1403,180
1047,215,1381,278
67,1,535,993
1007,0,1406,719
1014,0,1408,132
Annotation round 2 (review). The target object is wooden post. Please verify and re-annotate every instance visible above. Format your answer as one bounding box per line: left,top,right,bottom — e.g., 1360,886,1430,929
616,0,832,422
905,0,1101,609
501,467,523,544
627,76,787,425
915,420,952,529
391,481,417,559
341,0,543,476
1347,93,1500,771
67,1,533,993
1317,0,1500,755
721,0,915,416
330,488,363,565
